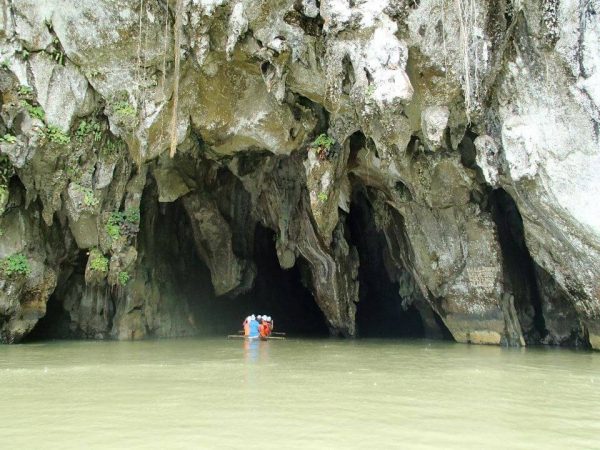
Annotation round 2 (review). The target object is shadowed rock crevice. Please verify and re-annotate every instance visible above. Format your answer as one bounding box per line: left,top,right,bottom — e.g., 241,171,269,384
26,251,90,341
133,185,215,338
487,190,589,348
348,191,423,337
534,263,590,348
490,188,546,344
347,187,451,339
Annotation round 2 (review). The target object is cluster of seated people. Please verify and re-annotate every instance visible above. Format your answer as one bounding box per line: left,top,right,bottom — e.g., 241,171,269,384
243,315,273,339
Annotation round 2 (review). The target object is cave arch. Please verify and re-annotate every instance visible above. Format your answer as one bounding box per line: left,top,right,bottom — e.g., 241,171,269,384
134,178,331,337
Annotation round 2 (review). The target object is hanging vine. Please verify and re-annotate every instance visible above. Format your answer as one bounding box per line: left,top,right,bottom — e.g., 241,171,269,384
170,0,184,158
454,0,482,122
159,0,170,145
135,0,145,101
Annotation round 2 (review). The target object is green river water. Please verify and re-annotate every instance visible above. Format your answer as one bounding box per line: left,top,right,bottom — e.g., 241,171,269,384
0,338,598,449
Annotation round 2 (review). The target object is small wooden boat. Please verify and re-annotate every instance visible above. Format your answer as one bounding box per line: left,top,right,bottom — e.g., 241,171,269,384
236,330,286,336
227,334,286,340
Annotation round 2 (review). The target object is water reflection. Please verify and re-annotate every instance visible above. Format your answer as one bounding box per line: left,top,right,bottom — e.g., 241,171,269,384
244,338,259,362
243,339,269,363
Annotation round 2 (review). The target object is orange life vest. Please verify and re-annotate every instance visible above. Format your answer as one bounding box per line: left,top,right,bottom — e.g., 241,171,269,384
259,323,269,338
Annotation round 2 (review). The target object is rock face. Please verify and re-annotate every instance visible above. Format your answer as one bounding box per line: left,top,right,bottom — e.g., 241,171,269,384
0,0,599,348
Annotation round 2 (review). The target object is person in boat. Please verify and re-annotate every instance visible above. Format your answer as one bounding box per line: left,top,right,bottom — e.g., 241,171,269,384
259,316,272,339
243,315,251,336
248,315,260,338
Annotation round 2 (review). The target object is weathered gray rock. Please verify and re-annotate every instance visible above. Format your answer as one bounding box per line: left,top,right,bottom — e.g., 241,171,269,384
29,53,96,131
182,192,248,296
0,194,59,342
153,167,191,203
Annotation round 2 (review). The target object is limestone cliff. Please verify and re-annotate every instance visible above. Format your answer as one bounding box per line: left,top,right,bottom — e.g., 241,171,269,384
0,0,598,348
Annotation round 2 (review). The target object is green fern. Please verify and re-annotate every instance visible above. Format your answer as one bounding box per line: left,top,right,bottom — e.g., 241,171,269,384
89,249,109,273
1,253,31,277
118,271,130,286
311,134,335,150
45,125,70,144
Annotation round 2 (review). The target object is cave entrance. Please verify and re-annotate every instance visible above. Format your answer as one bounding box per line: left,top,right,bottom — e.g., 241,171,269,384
347,188,426,338
26,250,91,341
141,175,329,337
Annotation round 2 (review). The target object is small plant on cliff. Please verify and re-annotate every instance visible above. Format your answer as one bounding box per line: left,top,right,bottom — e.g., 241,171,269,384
105,213,122,240
82,188,99,208
75,119,102,143
124,208,141,224
311,134,335,151
311,134,336,160
51,50,65,66
113,101,136,117
317,192,328,203
1,253,31,277
47,38,65,66
66,166,82,181
85,69,100,78
45,125,70,144
21,100,45,121
89,249,109,273
0,154,14,189
100,139,125,161
118,271,130,286
18,49,30,61
0,134,16,144
105,208,140,240
17,85,33,97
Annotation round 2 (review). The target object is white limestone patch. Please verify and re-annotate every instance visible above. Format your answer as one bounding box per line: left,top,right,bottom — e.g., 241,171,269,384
365,22,413,106
29,53,95,130
501,115,542,181
474,135,500,187
225,2,248,60
421,106,450,150
545,151,600,238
